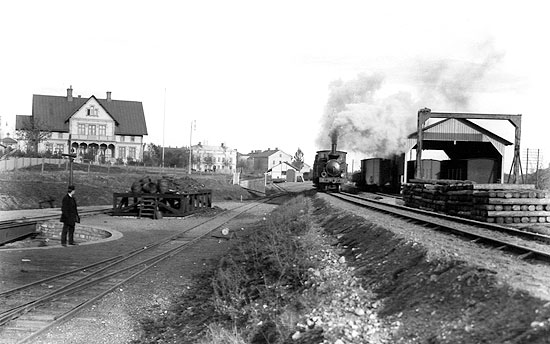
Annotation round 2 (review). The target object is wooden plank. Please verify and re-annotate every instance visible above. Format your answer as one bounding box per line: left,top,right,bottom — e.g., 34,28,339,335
473,184,535,190
476,198,550,205
486,211,550,217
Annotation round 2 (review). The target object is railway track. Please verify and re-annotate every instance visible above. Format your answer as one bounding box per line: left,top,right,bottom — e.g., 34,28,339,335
0,201,262,344
332,192,550,263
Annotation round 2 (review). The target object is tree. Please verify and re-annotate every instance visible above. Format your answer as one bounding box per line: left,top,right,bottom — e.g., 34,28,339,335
143,143,162,166
292,148,305,170
16,117,52,154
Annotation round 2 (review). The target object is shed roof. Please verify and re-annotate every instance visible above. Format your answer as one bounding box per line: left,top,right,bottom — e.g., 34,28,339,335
406,118,512,157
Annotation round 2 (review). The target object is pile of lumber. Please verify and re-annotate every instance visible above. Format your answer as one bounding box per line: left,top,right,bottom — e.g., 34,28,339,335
471,184,550,224
403,180,550,224
402,179,474,215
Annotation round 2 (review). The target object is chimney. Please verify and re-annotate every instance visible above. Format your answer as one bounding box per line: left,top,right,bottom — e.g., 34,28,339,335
67,85,73,101
106,91,112,101
331,142,337,154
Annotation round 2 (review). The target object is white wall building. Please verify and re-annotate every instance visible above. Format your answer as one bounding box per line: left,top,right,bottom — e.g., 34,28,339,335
15,86,148,163
191,142,237,173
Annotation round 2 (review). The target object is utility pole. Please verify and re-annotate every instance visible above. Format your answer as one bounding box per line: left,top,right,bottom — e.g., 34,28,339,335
188,120,196,174
162,88,166,169
62,134,76,186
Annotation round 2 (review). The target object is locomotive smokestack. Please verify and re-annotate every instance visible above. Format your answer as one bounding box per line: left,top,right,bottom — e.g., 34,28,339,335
330,128,338,154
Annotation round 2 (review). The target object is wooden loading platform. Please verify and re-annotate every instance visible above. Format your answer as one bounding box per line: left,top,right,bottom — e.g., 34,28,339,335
112,190,212,219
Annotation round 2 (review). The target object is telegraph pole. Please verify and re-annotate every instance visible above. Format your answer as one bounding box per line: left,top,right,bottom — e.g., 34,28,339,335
162,88,166,169
188,120,196,174
62,134,76,186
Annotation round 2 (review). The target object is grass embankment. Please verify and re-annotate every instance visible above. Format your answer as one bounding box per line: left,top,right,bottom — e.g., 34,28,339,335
0,163,254,210
132,195,340,343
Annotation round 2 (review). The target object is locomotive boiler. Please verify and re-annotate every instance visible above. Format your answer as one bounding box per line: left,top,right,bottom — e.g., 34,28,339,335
312,143,347,192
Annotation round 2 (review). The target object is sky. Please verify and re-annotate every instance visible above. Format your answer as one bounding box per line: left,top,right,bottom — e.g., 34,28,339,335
1,0,549,169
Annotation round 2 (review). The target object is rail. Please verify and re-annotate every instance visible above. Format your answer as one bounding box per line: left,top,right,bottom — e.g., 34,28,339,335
330,192,550,263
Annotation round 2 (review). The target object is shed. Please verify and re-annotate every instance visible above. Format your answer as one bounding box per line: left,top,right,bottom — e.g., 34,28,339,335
406,117,513,183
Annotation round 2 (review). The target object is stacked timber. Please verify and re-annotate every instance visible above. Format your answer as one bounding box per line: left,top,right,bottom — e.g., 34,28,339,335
471,184,550,224
403,179,474,214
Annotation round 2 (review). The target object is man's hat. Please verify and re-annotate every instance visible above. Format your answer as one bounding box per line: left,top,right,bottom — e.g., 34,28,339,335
68,185,75,191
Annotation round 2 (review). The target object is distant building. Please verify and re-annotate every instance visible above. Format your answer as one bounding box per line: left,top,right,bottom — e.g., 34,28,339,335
15,86,148,163
244,148,293,173
191,142,237,173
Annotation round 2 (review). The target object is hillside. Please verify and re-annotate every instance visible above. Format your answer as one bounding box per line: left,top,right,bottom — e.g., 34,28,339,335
0,163,256,211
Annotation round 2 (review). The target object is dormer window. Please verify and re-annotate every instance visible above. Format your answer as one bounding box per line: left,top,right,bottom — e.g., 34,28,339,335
87,105,98,117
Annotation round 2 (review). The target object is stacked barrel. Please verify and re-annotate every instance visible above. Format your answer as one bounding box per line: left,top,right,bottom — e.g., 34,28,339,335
472,185,550,224
403,180,550,224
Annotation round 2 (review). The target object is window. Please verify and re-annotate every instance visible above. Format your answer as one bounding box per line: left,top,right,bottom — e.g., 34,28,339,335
99,125,106,136
118,147,126,159
87,106,98,117
55,144,64,154
129,147,136,159
78,124,85,135
88,125,96,136
130,136,135,142
58,132,63,139
45,143,53,152
120,136,125,142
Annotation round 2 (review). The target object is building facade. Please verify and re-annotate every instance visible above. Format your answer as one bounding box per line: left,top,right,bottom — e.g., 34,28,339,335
245,148,293,173
16,86,148,163
191,142,237,173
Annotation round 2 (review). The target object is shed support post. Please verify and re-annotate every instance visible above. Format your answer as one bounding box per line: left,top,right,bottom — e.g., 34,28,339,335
415,108,431,180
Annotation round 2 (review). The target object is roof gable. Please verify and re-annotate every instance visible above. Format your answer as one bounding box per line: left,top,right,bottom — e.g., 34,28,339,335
65,96,119,124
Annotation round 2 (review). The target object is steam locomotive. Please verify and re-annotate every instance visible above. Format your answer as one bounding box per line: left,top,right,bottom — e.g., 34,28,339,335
312,143,347,192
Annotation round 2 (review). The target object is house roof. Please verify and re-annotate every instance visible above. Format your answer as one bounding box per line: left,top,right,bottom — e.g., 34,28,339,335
16,94,148,136
248,149,287,158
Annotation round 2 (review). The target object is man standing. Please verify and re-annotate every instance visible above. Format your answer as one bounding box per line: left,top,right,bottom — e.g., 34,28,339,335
60,185,79,246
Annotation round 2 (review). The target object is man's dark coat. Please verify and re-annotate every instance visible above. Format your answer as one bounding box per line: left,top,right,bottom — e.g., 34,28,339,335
60,193,79,225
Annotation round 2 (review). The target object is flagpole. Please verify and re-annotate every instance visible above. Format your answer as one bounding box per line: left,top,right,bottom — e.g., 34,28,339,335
162,88,166,169
188,120,195,174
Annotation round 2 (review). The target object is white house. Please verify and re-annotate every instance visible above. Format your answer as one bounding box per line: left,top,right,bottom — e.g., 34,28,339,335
16,86,148,163
191,142,237,173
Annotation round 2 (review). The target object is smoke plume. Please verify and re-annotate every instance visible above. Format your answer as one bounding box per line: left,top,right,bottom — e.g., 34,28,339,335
316,42,504,159
317,73,418,158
